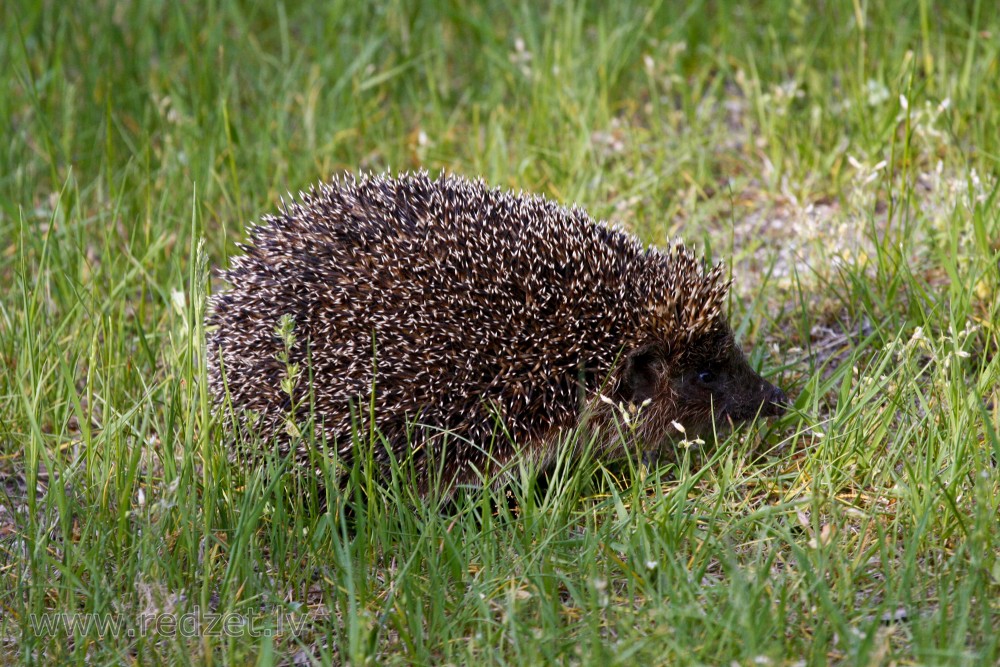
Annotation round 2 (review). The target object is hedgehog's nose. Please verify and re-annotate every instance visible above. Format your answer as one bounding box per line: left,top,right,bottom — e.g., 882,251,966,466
762,383,788,417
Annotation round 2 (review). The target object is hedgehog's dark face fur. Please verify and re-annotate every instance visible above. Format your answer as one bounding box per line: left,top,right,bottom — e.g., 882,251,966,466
615,327,787,449
207,171,788,493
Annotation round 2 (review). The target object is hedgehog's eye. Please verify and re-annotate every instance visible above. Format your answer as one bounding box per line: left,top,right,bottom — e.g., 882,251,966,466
697,370,715,384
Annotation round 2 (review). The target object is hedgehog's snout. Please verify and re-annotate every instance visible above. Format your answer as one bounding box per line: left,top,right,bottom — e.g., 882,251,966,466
723,377,787,423
761,382,788,417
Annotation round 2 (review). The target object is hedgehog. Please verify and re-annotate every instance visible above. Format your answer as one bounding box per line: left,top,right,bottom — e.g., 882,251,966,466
206,171,786,493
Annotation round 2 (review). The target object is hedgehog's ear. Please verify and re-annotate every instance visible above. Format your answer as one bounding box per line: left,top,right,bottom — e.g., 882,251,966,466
622,344,663,404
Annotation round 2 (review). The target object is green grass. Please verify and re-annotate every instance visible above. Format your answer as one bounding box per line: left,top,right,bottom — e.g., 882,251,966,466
2,0,999,664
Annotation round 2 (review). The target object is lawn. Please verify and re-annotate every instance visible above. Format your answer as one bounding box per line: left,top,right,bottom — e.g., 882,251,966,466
2,0,999,664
